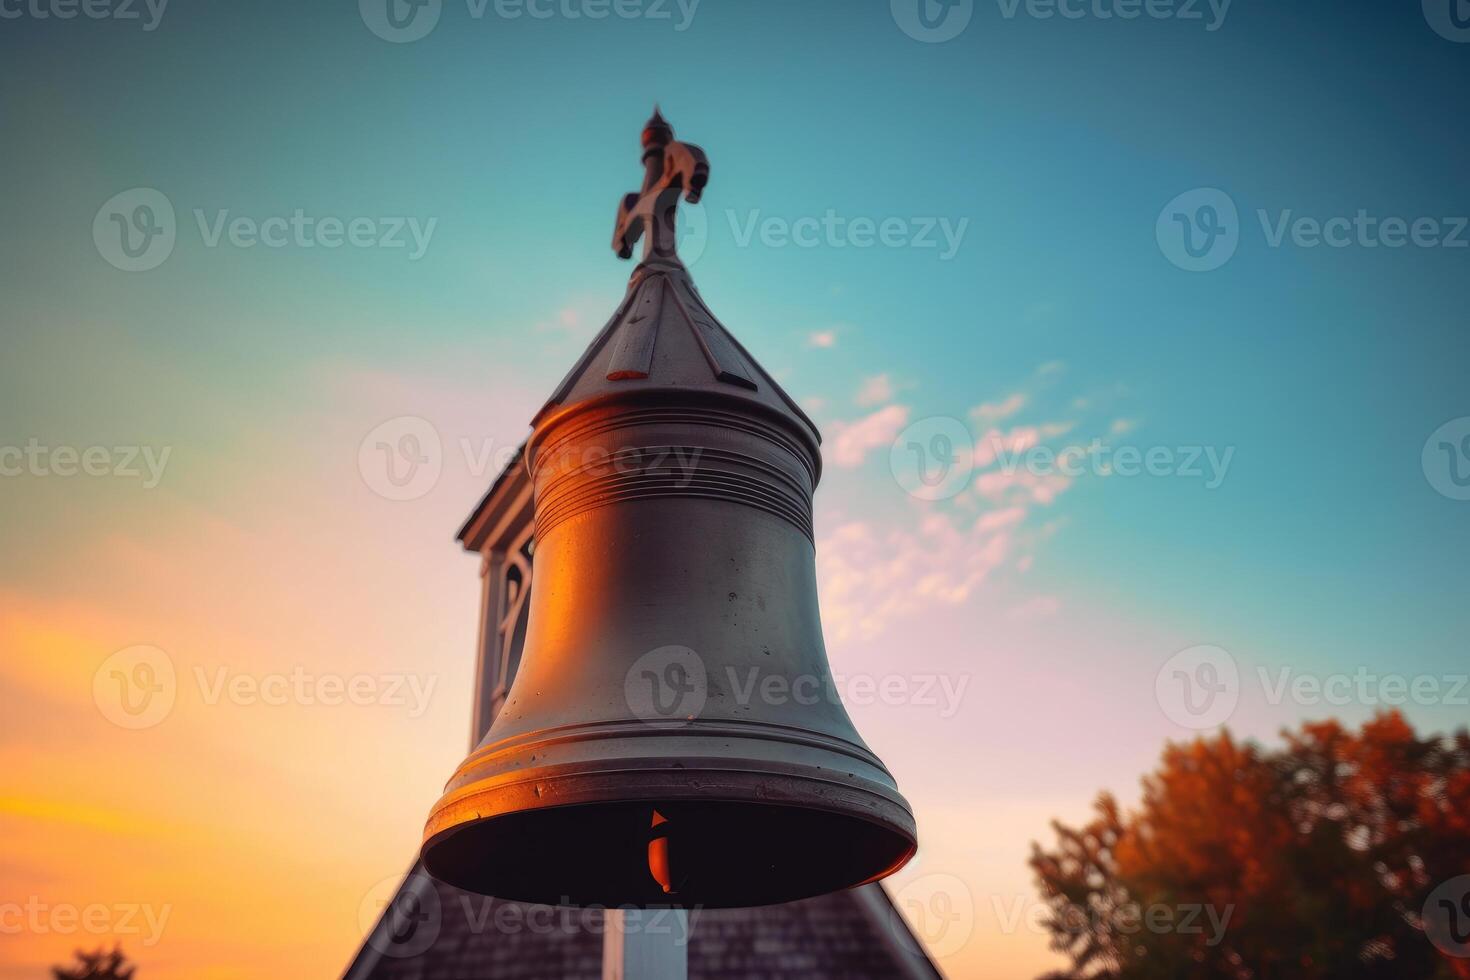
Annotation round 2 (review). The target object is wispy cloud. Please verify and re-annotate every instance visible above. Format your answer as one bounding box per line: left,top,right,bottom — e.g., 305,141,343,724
829,404,909,468
806,328,838,349
972,392,1026,424
975,469,1073,505
817,512,1015,641
855,373,896,407
1110,417,1140,435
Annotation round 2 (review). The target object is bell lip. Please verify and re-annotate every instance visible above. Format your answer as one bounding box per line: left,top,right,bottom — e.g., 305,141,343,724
424,759,916,842
420,772,918,908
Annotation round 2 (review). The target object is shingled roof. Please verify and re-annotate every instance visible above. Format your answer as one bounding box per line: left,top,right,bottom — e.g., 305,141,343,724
345,862,941,980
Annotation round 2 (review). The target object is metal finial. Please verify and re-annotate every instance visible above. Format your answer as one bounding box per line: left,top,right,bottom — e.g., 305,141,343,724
614,109,709,264
642,105,672,149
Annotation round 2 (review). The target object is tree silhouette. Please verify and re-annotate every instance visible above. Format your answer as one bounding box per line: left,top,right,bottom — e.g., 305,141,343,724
1031,712,1470,979
52,945,136,980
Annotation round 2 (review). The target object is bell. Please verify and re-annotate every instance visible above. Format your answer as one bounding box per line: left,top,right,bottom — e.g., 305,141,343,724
420,112,917,909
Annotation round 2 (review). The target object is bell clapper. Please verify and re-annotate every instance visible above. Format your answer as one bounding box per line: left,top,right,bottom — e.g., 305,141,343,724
648,808,676,896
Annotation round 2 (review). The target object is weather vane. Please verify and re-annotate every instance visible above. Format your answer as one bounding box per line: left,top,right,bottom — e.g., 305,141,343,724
612,107,709,264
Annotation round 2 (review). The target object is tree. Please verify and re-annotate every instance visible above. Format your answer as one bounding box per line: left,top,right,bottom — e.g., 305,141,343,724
1030,712,1470,979
52,946,136,980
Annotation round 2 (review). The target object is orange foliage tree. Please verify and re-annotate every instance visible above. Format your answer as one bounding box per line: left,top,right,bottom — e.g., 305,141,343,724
1030,712,1470,979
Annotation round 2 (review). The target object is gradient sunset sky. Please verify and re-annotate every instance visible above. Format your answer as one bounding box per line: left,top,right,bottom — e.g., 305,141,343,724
3,0,1469,977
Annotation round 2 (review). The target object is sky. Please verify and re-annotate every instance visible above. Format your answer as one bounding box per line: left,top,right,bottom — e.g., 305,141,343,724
1,0,1468,977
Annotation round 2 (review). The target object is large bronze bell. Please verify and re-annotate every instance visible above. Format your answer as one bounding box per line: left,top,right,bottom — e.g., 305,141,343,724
420,111,917,909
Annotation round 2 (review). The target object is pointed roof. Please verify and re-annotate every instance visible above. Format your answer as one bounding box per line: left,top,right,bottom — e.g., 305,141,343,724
345,860,942,980
531,258,821,463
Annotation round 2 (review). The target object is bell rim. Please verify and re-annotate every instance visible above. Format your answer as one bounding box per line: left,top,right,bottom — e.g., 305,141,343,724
421,765,917,907
425,758,917,841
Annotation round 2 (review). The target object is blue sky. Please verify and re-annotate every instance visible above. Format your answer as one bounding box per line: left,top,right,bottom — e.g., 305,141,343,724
2,0,1468,976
